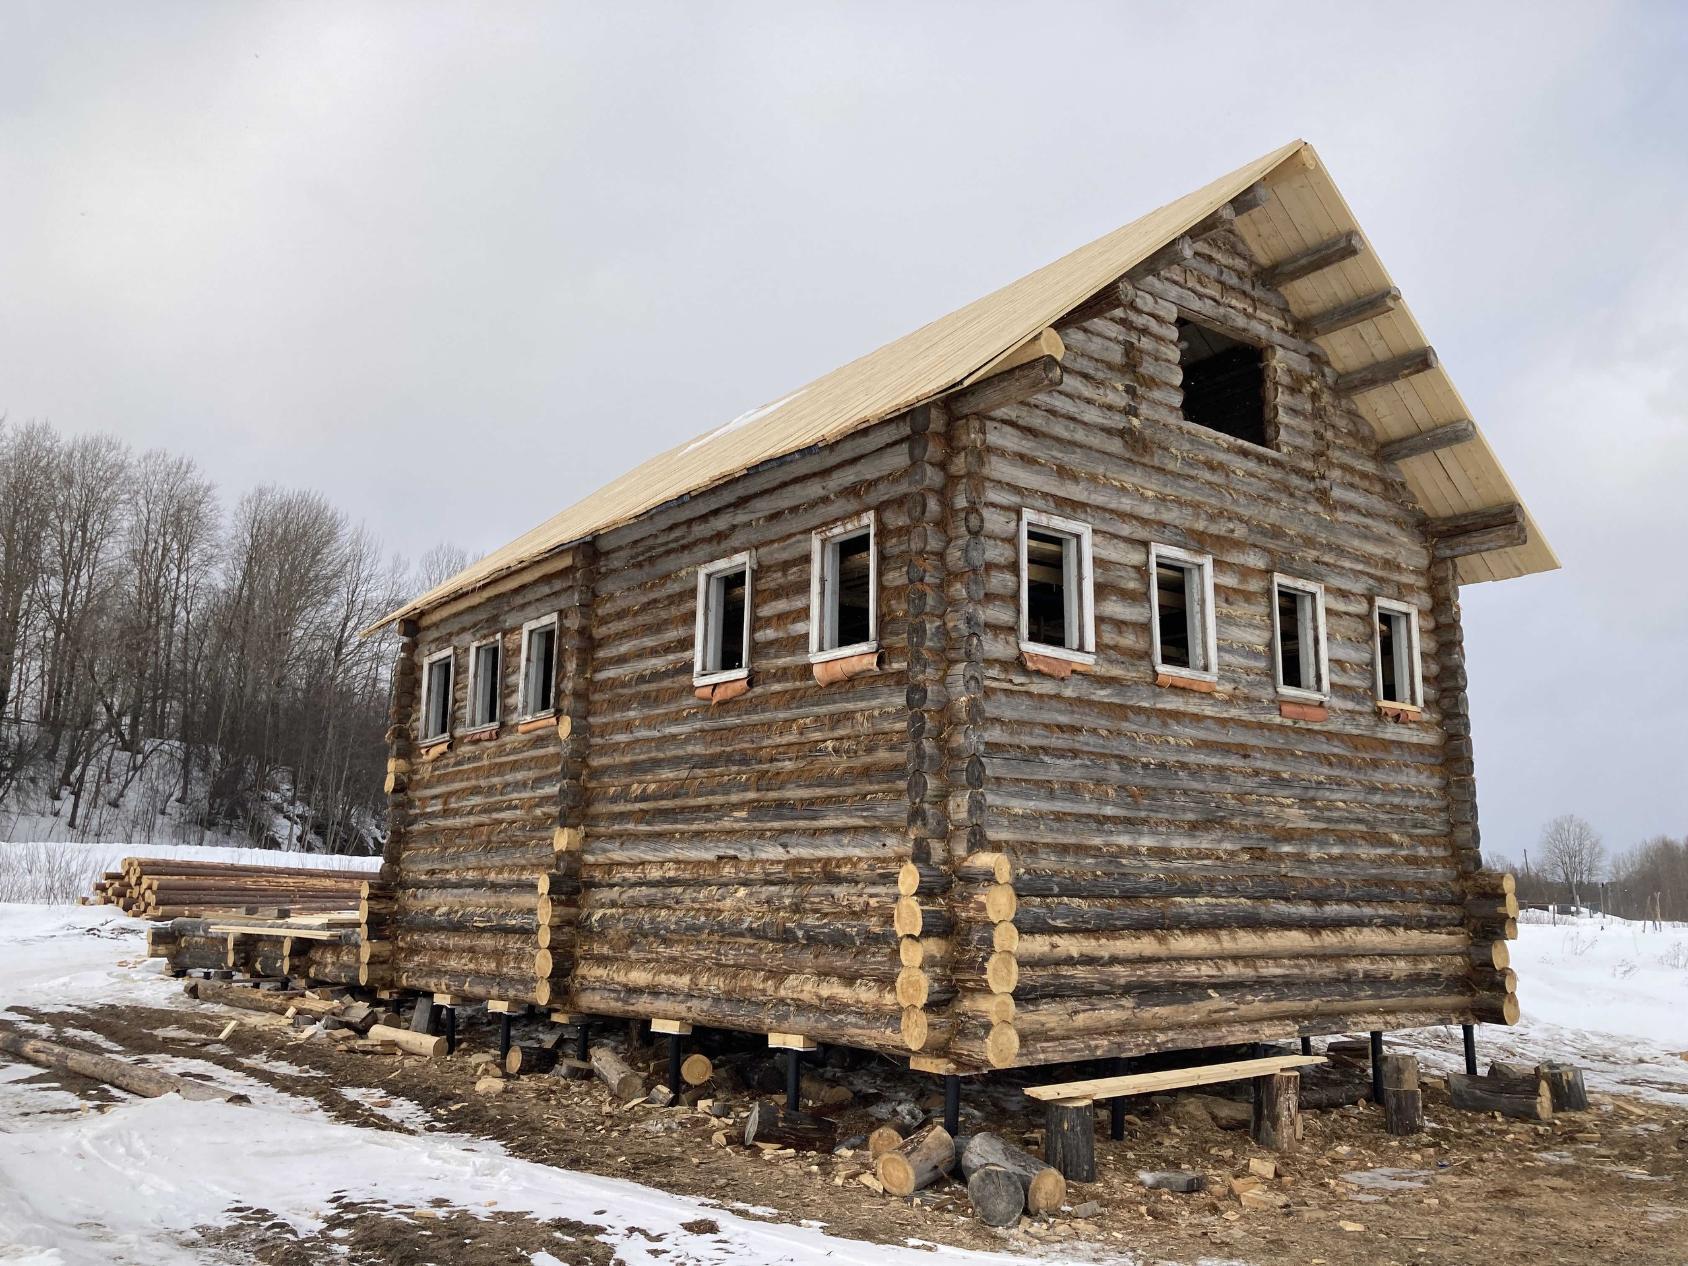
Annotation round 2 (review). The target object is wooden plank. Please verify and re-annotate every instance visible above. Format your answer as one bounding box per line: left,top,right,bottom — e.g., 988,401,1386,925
1377,419,1477,464
1258,231,1364,288
1025,1054,1325,1102
650,1017,692,1035
768,1031,818,1051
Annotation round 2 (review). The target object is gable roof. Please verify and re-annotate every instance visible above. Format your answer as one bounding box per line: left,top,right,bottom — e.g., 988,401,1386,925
370,139,1555,632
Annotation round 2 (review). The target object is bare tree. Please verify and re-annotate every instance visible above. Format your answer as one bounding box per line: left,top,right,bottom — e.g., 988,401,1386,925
1539,814,1606,910
414,541,471,593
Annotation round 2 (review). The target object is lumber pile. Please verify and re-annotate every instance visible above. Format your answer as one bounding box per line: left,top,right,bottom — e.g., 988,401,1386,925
91,857,369,918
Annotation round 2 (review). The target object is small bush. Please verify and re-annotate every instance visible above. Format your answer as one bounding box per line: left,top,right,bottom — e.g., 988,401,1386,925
0,842,107,904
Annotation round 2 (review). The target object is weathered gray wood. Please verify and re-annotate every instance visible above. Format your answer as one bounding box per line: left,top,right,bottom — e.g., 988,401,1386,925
1304,287,1401,338
1334,347,1439,396
1043,1100,1096,1181
1251,1071,1299,1151
959,1132,1066,1215
0,1025,247,1104
1258,231,1364,287
1539,1063,1588,1112
1446,1071,1551,1121
966,1166,1025,1226
1377,419,1477,464
945,356,1063,419
743,1101,838,1152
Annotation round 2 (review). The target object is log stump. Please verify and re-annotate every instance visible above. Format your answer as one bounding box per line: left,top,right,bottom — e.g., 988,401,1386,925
1540,1063,1588,1112
505,1044,558,1076
1251,1071,1299,1152
1043,1098,1096,1182
1380,1054,1422,1135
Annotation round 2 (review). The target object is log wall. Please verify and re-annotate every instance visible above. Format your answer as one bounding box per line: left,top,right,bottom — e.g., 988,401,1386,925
958,228,1506,1065
386,557,581,1007
569,417,921,1047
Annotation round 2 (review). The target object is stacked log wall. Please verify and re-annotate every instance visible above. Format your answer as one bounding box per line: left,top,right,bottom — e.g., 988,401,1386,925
967,228,1496,1065
571,419,922,1050
388,559,580,1006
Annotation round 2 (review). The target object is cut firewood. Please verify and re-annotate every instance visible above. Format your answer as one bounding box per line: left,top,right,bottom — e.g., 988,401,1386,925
589,1044,645,1100
505,1044,559,1076
365,1023,446,1058
966,1165,1025,1227
0,1025,246,1103
680,1053,714,1087
742,1100,838,1152
1447,1071,1552,1121
877,1122,955,1197
867,1125,904,1158
959,1132,1066,1215
1539,1062,1588,1112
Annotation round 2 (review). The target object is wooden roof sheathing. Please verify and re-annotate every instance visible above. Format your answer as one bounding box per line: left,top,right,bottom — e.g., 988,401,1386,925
372,139,1553,630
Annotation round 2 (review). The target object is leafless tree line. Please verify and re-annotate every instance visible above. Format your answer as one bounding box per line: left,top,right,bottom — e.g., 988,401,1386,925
1495,813,1687,924
0,417,456,854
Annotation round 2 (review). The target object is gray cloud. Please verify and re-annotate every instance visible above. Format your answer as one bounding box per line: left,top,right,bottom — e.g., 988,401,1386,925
2,0,1683,850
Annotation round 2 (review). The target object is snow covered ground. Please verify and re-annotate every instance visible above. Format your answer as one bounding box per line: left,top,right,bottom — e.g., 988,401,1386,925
0,905,1025,1265
0,903,1685,1264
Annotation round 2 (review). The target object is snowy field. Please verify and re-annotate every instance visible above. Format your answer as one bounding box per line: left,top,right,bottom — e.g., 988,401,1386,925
0,903,1685,1264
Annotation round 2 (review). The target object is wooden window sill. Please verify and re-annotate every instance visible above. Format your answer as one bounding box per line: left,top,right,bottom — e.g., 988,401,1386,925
515,714,556,735
812,649,881,685
418,738,451,759
1279,699,1329,723
695,676,752,704
460,725,500,743
1155,671,1217,693
1376,701,1423,723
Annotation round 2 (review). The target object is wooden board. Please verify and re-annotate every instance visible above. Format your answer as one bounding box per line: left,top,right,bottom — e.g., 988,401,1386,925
1025,1054,1325,1102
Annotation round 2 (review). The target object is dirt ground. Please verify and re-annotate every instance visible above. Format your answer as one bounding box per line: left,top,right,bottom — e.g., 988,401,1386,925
15,990,1688,1266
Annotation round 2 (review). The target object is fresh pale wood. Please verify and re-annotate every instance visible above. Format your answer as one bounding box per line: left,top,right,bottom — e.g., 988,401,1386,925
590,1044,645,1099
876,1122,955,1196
367,1023,447,1058
1025,1054,1323,1102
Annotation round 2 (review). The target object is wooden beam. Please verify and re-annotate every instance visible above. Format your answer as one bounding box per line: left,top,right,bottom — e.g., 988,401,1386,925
1334,347,1439,396
1259,231,1365,289
1427,503,1528,560
1124,234,1196,284
1426,502,1524,539
1378,419,1478,464
1187,203,1236,241
1304,287,1402,339
944,355,1062,418
1230,181,1270,215
963,327,1065,385
1058,285,1124,328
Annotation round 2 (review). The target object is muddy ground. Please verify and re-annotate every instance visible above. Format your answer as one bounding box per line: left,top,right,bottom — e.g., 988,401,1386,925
13,989,1688,1266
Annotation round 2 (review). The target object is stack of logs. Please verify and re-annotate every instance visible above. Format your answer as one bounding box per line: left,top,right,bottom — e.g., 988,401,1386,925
145,917,362,984
896,852,1020,1068
90,857,370,918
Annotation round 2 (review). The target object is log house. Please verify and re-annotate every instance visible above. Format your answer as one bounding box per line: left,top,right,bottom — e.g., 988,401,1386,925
363,140,1552,1072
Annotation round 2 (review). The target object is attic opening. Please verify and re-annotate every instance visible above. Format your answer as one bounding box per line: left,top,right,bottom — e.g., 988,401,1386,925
1176,317,1268,447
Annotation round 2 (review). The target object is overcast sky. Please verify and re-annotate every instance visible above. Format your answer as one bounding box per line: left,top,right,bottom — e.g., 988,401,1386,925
3,2,1684,859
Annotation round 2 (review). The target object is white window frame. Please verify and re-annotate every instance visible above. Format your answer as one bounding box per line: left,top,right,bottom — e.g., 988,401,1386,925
1372,597,1424,708
464,635,503,732
517,614,559,720
1269,574,1330,702
1148,542,1219,681
809,512,878,663
419,648,455,742
1017,509,1096,664
693,551,754,686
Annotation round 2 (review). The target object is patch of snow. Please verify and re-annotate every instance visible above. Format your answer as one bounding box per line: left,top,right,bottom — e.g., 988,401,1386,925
679,390,805,455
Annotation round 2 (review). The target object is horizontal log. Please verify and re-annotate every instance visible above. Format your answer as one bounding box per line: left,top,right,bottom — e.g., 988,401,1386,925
1334,347,1439,396
1012,869,1461,904
1303,287,1401,338
1377,419,1476,464
1008,897,1465,936
945,356,1063,419
1258,231,1364,288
